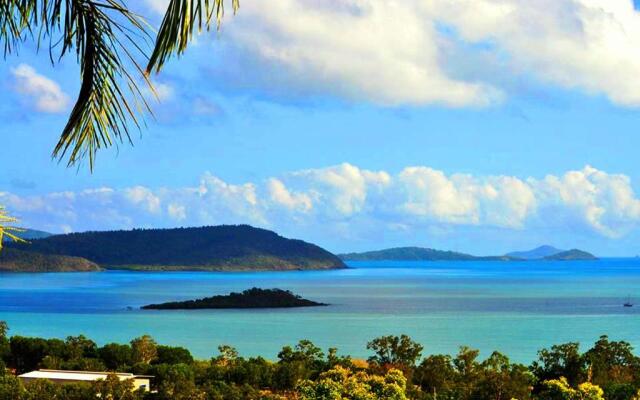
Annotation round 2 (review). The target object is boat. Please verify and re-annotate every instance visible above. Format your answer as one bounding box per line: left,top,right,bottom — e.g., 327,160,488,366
624,296,633,307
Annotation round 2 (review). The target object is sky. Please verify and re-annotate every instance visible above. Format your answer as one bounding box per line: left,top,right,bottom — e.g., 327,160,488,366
1,0,640,256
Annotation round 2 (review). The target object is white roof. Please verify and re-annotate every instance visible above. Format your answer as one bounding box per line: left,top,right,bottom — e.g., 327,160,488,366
18,369,149,382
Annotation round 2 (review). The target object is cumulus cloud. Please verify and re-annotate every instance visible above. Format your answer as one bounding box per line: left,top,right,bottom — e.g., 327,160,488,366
10,64,70,113
2,164,639,240
140,0,640,108
427,0,640,107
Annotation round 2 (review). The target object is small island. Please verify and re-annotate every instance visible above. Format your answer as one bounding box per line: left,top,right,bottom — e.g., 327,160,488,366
543,249,598,261
141,288,328,310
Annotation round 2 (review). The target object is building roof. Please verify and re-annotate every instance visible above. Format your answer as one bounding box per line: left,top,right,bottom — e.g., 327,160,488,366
18,369,152,382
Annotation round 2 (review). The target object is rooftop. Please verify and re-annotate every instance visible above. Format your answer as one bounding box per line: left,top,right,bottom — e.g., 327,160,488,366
18,369,152,382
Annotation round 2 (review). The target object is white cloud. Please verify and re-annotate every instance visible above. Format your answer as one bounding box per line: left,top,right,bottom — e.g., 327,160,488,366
2,165,639,240
167,203,187,221
140,0,640,108
11,64,70,113
142,0,169,15
267,178,312,213
153,82,174,101
220,0,501,107
531,166,640,237
427,0,640,107
124,186,161,214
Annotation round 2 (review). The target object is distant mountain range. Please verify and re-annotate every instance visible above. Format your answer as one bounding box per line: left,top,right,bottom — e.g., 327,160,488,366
340,245,597,261
340,247,518,261
506,245,564,260
2,225,345,272
506,245,597,261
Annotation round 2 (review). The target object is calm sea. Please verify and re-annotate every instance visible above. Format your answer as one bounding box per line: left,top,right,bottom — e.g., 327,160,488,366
1,259,640,363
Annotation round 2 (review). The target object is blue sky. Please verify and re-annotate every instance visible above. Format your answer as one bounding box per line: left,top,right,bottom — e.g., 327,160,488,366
2,0,640,256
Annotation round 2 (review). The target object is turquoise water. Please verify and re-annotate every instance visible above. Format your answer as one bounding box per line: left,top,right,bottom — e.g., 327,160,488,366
1,259,640,363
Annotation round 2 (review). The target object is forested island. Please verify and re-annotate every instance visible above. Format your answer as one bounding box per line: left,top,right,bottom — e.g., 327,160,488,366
339,247,519,261
340,245,597,261
142,288,327,309
544,249,598,261
0,322,636,400
4,225,345,272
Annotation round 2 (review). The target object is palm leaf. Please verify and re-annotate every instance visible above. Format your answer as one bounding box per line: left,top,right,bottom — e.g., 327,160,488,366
146,0,238,74
0,206,25,250
1,0,237,169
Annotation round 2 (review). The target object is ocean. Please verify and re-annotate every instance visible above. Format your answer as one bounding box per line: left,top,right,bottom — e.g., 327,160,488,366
1,258,639,363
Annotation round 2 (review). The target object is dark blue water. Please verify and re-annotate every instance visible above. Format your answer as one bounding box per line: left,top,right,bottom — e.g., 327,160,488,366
1,259,639,362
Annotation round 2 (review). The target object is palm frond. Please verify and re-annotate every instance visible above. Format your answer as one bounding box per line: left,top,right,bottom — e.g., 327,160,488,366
146,0,238,74
2,0,153,170
1,0,237,169
52,0,153,169
0,206,25,251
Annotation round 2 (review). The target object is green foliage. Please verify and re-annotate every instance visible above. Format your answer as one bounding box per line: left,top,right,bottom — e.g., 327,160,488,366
532,342,587,387
131,335,158,364
98,343,134,370
539,377,604,400
1,321,639,400
93,374,144,400
297,365,409,400
367,334,424,367
156,345,194,365
0,375,23,400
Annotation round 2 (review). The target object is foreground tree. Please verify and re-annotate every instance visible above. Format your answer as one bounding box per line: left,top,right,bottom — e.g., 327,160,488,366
367,334,424,369
297,365,408,400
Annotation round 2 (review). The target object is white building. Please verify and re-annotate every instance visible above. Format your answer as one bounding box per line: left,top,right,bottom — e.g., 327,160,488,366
18,369,152,392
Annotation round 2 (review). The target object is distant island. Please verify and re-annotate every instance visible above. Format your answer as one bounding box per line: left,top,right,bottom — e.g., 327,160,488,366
141,288,328,309
543,249,598,261
4,225,345,272
340,245,597,261
505,245,564,260
506,245,598,261
0,248,100,272
340,247,520,262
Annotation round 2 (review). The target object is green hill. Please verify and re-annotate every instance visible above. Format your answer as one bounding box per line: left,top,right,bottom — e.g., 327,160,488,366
339,247,521,261
0,248,100,272
544,249,598,261
6,225,345,271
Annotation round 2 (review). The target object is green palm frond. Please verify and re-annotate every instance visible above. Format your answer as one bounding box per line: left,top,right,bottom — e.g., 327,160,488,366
52,0,153,169
1,0,237,170
146,0,239,74
0,206,25,250
2,0,154,170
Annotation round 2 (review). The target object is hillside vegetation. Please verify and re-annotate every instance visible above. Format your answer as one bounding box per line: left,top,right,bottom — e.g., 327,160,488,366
7,225,345,271
0,248,100,272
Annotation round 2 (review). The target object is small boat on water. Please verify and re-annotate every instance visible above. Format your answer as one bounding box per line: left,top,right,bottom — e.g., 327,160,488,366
624,296,633,307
